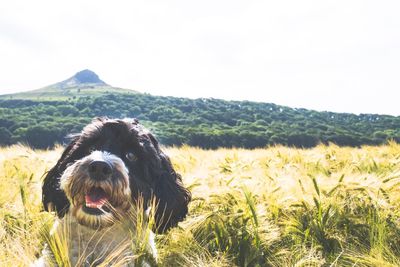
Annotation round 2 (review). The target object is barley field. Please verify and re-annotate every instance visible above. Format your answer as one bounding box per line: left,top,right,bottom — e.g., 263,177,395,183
1,143,400,266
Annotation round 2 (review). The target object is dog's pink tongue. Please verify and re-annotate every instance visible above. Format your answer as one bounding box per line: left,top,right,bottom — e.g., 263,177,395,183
85,188,108,208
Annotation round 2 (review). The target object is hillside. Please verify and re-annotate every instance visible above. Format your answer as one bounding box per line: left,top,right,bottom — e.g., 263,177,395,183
0,70,399,149
0,70,138,101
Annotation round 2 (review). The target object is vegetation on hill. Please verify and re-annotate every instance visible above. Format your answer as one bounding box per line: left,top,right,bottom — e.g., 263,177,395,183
0,85,137,101
0,93,400,149
0,70,135,101
1,144,400,266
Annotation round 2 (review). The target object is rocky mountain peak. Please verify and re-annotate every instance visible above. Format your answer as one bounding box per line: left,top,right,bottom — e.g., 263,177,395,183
72,69,107,85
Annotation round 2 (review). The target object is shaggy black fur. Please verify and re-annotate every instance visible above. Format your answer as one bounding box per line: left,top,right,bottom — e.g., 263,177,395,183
42,117,191,233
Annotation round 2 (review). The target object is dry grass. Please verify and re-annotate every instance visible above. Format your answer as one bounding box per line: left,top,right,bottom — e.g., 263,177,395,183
1,143,400,266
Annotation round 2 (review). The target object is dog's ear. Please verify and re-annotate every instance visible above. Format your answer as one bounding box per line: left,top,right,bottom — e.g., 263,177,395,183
153,149,191,233
42,138,78,217
136,131,191,233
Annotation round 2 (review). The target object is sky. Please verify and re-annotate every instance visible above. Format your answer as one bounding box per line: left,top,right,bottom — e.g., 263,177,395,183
0,0,399,116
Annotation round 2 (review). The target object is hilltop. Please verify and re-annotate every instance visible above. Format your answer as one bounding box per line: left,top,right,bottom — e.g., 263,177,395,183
0,70,137,100
48,69,108,89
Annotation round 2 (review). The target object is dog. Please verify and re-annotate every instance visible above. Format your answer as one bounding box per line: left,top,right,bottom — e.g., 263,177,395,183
37,117,191,266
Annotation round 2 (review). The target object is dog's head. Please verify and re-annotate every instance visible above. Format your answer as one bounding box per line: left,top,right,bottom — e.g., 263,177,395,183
42,117,191,232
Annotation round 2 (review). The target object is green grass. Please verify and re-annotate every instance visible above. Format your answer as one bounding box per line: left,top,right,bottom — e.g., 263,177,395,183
0,85,138,101
1,143,400,266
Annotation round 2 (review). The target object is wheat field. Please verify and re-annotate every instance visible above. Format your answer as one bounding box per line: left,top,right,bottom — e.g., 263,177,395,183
1,143,400,266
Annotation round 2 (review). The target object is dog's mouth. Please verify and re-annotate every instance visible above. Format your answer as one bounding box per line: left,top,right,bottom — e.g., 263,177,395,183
82,187,111,215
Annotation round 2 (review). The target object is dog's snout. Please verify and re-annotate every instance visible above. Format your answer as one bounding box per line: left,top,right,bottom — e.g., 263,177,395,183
88,160,112,180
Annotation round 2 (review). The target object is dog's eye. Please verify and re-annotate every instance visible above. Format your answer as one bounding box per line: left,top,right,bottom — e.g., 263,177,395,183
126,152,137,162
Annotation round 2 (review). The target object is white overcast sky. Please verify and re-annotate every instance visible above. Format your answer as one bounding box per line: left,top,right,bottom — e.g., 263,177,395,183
0,0,399,115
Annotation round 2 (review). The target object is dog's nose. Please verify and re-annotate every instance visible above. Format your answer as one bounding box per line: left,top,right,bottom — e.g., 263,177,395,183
88,160,112,181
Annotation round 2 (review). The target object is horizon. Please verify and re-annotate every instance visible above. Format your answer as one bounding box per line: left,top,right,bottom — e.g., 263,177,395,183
1,68,398,117
1,1,400,116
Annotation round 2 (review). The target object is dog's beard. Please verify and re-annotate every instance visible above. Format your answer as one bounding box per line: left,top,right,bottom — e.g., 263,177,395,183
60,151,132,229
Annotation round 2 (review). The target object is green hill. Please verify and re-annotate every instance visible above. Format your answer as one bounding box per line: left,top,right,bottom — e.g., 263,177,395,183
0,70,138,101
0,70,399,149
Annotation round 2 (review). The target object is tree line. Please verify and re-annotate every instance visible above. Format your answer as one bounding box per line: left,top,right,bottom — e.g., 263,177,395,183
0,93,399,149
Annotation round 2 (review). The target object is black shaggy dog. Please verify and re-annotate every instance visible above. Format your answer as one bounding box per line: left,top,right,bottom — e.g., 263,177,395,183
42,117,191,233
